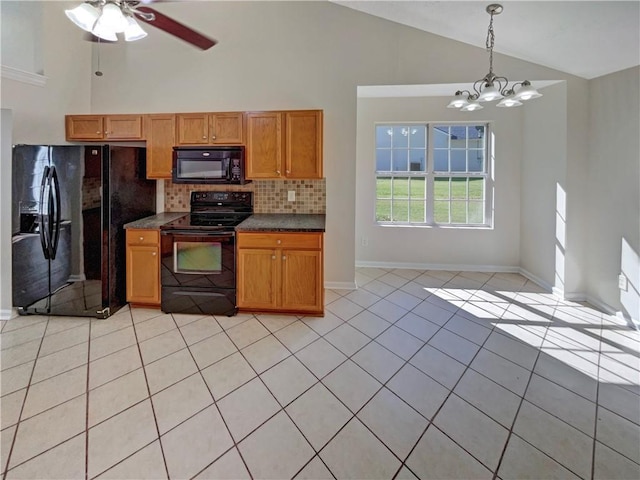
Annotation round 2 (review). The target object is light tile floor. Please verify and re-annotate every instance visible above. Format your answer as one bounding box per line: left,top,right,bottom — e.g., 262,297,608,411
1,268,639,479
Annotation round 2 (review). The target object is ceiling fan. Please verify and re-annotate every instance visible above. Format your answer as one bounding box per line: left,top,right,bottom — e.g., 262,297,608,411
66,0,217,50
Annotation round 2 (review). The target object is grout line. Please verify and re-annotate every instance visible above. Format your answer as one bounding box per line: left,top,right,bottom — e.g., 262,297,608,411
173,313,256,480
1,315,50,480
590,310,605,480
129,308,171,480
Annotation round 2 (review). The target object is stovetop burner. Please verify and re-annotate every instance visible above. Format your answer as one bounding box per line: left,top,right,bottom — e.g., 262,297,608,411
161,191,253,231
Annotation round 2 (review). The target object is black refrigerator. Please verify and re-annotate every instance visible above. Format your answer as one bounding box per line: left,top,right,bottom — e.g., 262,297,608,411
12,145,156,318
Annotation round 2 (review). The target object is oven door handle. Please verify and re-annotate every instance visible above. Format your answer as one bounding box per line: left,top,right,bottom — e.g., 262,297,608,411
161,230,236,237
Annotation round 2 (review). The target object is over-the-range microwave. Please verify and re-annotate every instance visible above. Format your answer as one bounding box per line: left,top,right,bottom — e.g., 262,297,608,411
172,146,249,184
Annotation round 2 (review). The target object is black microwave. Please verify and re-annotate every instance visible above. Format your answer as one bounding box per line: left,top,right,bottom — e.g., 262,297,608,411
172,146,248,184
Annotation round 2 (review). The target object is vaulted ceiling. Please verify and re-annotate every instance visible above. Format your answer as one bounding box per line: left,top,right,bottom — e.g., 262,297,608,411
331,1,640,79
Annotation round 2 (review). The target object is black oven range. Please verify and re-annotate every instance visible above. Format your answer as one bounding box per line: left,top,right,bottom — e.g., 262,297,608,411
159,191,252,316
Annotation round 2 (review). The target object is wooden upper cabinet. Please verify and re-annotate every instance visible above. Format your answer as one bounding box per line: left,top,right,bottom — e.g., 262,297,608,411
104,115,144,140
145,114,176,179
66,115,104,140
245,110,323,180
66,114,144,140
176,112,244,145
285,110,323,179
245,112,284,179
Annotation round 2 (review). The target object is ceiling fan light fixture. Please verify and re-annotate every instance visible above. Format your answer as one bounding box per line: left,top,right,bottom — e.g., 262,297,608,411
96,2,128,33
124,15,148,41
449,4,541,111
65,3,100,32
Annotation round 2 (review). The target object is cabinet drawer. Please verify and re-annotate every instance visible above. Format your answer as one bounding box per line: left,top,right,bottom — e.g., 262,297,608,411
237,232,321,249
126,229,159,245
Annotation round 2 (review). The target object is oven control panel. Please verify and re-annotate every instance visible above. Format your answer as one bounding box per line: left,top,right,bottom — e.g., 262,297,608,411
191,191,253,206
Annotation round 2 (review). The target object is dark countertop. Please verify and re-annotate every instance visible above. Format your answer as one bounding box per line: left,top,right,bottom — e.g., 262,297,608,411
124,212,188,230
236,214,326,232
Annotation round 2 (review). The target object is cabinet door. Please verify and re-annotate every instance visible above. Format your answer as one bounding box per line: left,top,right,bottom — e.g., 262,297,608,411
126,245,160,305
145,114,176,179
285,110,323,179
176,113,209,144
210,113,244,144
66,115,104,140
245,112,283,179
237,248,279,309
281,249,323,312
104,115,144,140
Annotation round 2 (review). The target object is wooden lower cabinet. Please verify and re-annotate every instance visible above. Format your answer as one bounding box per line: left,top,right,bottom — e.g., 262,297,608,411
126,229,160,307
237,232,324,315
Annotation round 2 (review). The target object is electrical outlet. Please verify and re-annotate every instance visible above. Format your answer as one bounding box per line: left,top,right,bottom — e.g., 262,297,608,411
287,190,295,202
361,237,369,247
618,274,628,291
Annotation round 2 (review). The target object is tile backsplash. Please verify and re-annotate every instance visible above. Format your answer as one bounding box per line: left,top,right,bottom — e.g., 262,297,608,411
164,179,326,214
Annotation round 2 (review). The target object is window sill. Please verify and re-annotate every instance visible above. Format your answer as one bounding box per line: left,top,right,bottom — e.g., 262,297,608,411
377,223,493,230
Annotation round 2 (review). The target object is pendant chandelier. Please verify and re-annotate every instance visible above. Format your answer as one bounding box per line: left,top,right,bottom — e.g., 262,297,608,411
65,1,152,42
447,4,542,112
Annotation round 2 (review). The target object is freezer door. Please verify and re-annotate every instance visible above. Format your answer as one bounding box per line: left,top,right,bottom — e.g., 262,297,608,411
12,145,51,308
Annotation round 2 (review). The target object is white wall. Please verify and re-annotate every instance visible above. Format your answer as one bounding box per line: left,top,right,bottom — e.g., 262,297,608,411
587,66,640,322
520,82,567,290
355,96,523,271
0,1,92,318
0,1,93,143
84,0,576,288
1,1,44,74
2,1,602,300
1,109,13,318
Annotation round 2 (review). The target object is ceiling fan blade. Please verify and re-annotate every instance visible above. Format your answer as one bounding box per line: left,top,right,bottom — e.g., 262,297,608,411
134,6,217,50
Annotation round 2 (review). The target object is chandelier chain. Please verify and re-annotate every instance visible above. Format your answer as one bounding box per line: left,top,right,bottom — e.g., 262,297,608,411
486,11,495,77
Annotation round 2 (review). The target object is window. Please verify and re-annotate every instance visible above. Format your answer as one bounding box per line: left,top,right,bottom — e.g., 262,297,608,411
375,123,491,227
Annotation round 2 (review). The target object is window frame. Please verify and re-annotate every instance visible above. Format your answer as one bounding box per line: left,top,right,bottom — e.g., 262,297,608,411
374,122,493,228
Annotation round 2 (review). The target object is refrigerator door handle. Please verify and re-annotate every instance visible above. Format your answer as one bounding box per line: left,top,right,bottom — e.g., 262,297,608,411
49,166,62,259
39,165,51,260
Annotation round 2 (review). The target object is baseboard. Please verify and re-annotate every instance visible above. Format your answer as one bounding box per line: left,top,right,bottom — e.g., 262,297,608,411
355,260,521,273
325,281,357,291
0,308,17,320
518,268,554,292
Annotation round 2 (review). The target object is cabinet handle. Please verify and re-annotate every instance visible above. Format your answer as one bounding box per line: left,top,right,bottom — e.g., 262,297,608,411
276,239,281,244
96,131,101,134
282,255,286,260
152,252,157,256
286,170,290,174
202,136,207,139
276,170,281,175
139,236,144,241
211,135,216,140
271,255,276,260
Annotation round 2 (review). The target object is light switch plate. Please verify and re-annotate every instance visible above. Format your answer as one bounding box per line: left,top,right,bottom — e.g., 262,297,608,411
618,274,628,291
288,190,295,202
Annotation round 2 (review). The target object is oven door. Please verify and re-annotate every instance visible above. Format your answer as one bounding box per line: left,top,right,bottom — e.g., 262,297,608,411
160,230,237,316
161,230,236,289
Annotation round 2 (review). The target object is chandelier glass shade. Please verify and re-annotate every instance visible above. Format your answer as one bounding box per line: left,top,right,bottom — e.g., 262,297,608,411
447,4,542,111
65,1,150,42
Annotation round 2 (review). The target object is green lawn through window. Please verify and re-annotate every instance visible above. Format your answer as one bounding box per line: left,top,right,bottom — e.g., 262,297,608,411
376,177,484,224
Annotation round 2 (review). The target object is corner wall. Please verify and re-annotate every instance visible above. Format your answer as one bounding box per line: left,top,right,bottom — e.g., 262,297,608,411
520,82,567,290
355,95,523,271
587,66,640,322
0,109,13,318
